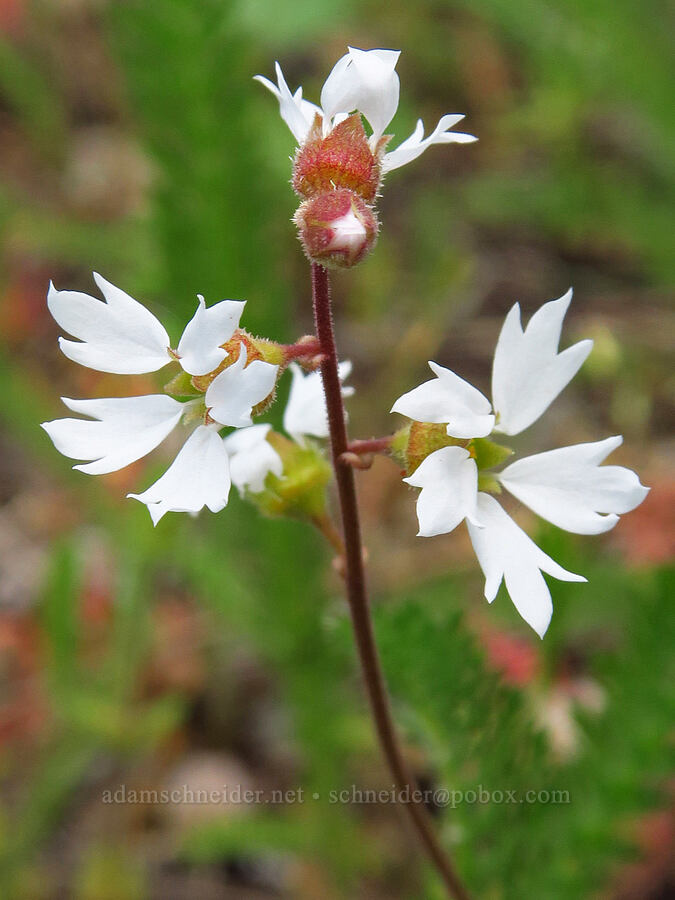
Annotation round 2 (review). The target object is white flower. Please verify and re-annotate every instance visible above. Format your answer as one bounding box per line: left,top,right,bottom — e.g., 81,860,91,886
255,46,476,172
392,289,649,636
283,361,353,442
42,275,278,524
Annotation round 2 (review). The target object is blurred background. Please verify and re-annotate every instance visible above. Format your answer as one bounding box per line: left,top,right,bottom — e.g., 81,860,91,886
0,1,673,897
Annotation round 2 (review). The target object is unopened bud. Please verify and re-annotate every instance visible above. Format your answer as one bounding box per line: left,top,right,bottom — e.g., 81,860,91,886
294,188,378,269
251,432,332,520
292,113,388,202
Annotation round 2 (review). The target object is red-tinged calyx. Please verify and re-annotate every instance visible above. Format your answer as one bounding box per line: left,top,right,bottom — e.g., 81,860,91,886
293,114,390,203
186,331,282,417
189,331,283,392
294,188,379,269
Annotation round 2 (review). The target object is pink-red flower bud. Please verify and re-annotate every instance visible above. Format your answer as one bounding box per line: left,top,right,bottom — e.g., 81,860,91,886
292,114,388,203
294,188,378,269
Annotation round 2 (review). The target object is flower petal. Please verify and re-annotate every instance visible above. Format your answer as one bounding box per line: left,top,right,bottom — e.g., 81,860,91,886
391,360,494,439
176,295,245,376
467,493,586,638
48,273,171,374
498,436,649,534
382,114,477,173
254,63,320,144
41,395,184,475
283,361,353,441
491,290,593,436
223,424,283,494
205,344,278,428
321,47,400,140
404,446,480,536
128,425,231,524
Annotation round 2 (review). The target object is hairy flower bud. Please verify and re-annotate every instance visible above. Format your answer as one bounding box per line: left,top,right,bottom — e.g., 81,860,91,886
292,114,388,202
294,188,378,269
250,432,332,519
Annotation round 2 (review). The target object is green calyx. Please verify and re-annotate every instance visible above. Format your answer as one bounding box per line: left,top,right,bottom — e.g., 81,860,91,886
164,369,200,399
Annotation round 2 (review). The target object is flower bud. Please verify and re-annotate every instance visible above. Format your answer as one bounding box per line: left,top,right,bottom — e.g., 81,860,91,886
250,432,332,520
294,188,378,269
292,113,388,203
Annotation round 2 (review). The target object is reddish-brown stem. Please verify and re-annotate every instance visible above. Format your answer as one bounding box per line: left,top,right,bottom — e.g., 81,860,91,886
282,335,322,360
347,436,394,455
310,263,470,900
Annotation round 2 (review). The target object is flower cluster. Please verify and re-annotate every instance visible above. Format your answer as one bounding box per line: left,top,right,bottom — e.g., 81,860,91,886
392,291,648,636
42,274,349,525
256,47,475,268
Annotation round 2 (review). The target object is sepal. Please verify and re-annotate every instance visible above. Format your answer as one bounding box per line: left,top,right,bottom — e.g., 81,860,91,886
471,437,514,471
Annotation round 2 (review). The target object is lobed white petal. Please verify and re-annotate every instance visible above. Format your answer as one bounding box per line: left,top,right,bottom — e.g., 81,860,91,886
404,446,481,536
176,295,245,376
128,425,231,525
467,494,586,638
48,273,171,374
223,424,283,494
491,289,593,436
41,394,184,475
391,360,494,439
321,47,400,142
283,361,353,442
254,63,319,144
205,344,279,428
382,114,477,173
498,436,649,534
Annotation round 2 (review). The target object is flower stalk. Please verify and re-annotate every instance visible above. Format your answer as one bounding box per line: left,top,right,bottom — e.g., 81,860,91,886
346,436,394,455
310,263,470,900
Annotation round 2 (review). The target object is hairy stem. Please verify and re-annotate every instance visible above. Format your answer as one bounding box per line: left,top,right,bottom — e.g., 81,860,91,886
310,263,470,900
282,335,322,361
347,436,394,455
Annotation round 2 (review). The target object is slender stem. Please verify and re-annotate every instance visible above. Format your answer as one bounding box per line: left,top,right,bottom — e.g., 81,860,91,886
282,335,322,360
310,513,346,556
310,263,470,900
